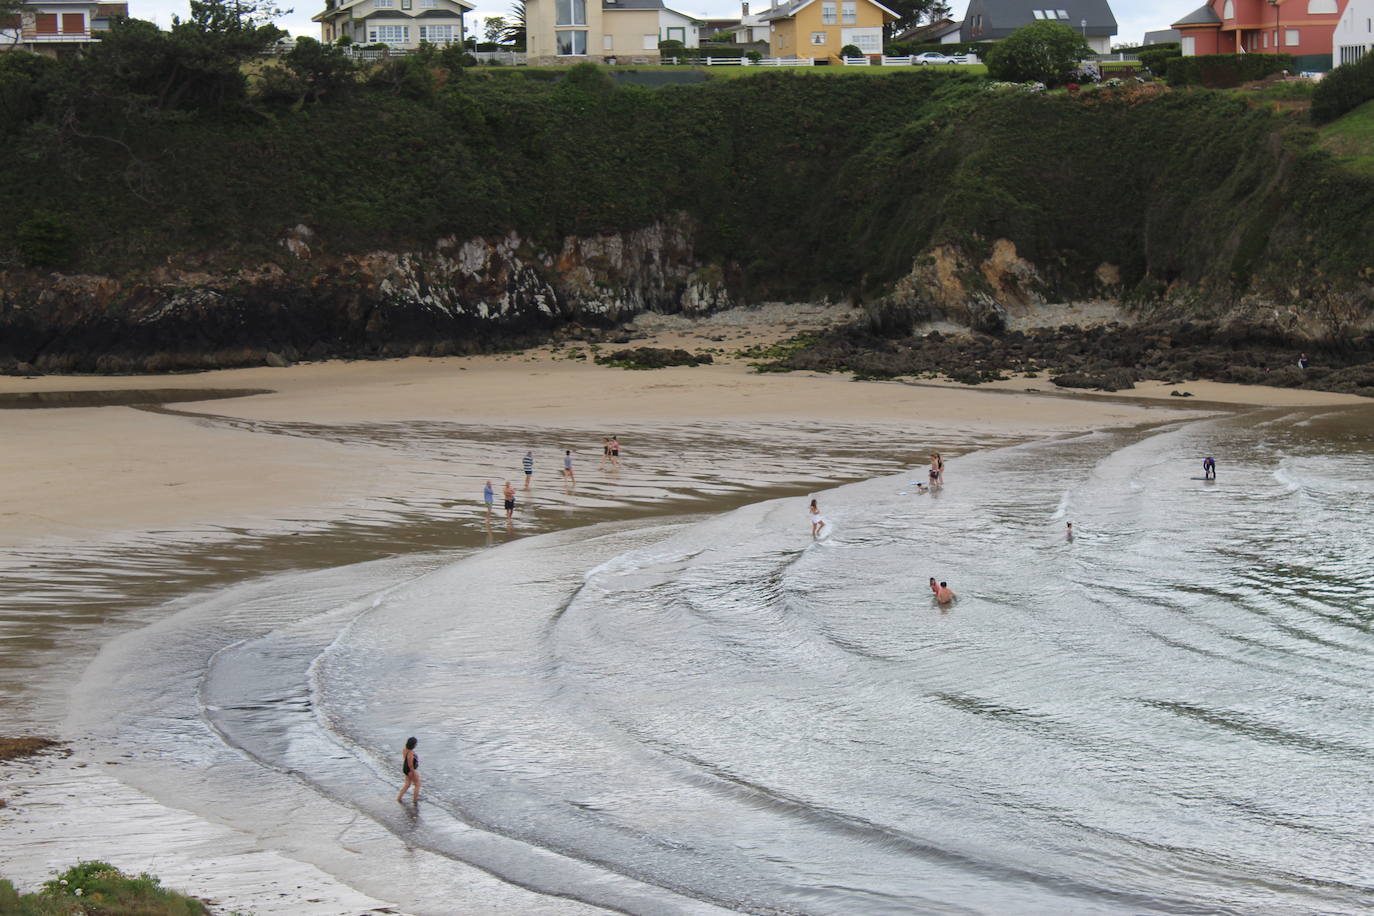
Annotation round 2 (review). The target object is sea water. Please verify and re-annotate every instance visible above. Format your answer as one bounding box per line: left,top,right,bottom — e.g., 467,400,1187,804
69,405,1374,914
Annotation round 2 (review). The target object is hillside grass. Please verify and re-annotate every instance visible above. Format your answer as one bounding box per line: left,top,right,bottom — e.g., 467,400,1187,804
1318,98,1374,174
0,862,209,915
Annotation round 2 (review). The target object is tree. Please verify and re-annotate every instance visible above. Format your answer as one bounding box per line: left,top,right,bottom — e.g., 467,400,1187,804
984,20,1091,86
482,15,506,44
501,2,525,47
882,0,938,37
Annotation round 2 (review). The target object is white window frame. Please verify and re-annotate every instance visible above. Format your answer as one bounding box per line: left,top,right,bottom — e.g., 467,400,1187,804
555,28,587,54
420,0,438,7
841,26,879,51
1285,28,1299,45
371,24,408,42
841,1,855,24
603,32,612,49
666,25,685,42
1263,31,1268,47
555,0,586,27
810,30,827,44
821,1,836,24
419,24,453,41
1181,34,1195,55
1222,0,1233,18
374,0,394,8
1032,9,1044,18
1057,9,1068,18
642,32,656,48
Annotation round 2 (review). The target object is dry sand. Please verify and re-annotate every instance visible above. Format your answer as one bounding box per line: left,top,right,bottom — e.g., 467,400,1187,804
2,305,1367,914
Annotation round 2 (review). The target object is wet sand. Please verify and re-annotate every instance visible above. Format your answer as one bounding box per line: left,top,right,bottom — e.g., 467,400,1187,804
1,316,1362,913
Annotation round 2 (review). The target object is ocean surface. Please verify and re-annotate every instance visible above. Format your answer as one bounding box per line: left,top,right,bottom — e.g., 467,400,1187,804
55,404,1374,914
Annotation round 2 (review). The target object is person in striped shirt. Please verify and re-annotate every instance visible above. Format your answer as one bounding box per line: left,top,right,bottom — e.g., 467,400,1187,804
522,451,534,489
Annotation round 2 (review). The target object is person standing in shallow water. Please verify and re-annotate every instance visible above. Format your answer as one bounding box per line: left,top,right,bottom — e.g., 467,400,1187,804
503,480,516,523
396,737,419,803
809,499,826,539
522,451,534,489
1203,456,1216,480
483,480,494,520
563,449,575,486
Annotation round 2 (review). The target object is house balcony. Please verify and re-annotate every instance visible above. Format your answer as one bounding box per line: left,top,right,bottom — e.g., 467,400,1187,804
18,30,99,41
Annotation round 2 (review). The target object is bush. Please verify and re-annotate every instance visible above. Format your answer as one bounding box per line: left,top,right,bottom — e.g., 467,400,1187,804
746,50,762,62
1137,45,1180,76
1165,53,1294,88
840,44,863,58
985,21,1092,87
15,211,73,268
0,861,210,915
1312,51,1374,122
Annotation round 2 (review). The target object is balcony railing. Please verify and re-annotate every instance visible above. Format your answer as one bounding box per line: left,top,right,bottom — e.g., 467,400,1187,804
17,30,98,41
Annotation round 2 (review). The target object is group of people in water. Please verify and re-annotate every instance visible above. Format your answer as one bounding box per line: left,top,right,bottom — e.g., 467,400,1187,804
479,437,625,530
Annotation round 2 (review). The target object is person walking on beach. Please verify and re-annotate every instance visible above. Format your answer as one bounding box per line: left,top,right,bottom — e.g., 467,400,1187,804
563,449,575,485
396,737,420,804
483,480,494,520
609,436,621,467
503,480,516,521
600,437,611,467
935,581,956,604
932,452,945,484
809,499,826,539
1202,456,1216,480
522,451,534,489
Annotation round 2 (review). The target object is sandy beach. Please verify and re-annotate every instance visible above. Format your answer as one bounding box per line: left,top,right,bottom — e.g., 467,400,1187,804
2,306,1368,914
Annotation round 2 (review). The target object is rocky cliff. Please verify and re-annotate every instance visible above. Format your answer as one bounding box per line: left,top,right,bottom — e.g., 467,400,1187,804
0,218,730,374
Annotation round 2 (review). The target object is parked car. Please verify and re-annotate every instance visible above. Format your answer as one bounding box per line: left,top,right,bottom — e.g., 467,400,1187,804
914,51,954,65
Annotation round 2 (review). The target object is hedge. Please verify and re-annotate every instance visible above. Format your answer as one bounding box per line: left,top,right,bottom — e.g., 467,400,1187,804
1312,50,1374,122
1137,45,1180,76
1166,53,1294,88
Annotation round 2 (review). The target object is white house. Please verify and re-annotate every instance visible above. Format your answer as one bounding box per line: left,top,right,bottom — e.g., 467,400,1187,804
1333,0,1374,65
313,0,474,48
659,5,700,46
1,0,126,57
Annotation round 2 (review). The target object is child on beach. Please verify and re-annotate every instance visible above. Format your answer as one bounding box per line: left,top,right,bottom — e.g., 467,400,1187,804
809,499,826,538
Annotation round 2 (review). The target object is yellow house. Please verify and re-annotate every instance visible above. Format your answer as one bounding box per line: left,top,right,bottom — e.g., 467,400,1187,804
757,0,897,60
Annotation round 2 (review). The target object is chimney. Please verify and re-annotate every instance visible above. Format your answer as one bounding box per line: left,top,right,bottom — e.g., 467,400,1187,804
741,1,749,14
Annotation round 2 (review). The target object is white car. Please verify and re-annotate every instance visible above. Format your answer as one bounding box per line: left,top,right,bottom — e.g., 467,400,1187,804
914,52,954,65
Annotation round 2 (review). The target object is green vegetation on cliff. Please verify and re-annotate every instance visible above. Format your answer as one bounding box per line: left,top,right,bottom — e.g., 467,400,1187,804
2,38,1373,328
0,862,209,915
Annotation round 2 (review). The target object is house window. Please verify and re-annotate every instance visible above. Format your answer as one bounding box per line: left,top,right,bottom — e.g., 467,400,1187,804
374,0,394,8
603,33,612,48
841,26,880,51
556,29,587,53
1307,0,1337,12
555,0,586,26
841,1,855,23
642,33,656,48
1339,44,1368,64
1057,9,1068,18
61,12,84,32
1286,27,1299,45
666,25,685,41
821,2,836,24
420,24,453,41
1032,9,1044,17
810,30,827,44
402,0,412,9
1263,31,1268,47
35,12,58,31
1181,34,1195,55
1222,0,1233,17
420,0,437,6
371,24,408,42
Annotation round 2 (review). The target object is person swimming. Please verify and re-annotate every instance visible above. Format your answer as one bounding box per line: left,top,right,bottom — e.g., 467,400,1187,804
935,581,956,604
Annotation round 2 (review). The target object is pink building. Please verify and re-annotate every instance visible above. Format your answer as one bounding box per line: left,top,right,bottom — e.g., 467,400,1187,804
1171,0,1343,69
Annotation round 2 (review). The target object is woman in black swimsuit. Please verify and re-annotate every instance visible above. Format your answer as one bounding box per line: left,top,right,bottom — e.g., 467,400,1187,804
396,736,420,803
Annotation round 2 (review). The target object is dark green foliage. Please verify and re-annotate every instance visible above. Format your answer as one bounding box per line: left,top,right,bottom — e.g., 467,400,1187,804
1312,50,1374,122
1136,44,1180,76
15,212,74,268
840,44,864,58
284,36,358,102
1165,53,1294,88
984,21,1092,86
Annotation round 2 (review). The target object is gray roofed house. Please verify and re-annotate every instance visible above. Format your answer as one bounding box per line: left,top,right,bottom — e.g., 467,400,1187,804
961,0,1117,54
892,16,963,43
1168,3,1220,27
1142,28,1180,44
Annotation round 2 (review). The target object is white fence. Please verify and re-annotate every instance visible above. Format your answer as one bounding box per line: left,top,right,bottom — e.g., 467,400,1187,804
663,55,815,66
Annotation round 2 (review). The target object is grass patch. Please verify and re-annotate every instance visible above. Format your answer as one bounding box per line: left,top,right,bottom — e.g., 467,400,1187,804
1319,98,1374,174
0,862,209,915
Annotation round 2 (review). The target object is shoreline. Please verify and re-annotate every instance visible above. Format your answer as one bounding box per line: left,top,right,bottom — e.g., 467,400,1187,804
3,331,1367,913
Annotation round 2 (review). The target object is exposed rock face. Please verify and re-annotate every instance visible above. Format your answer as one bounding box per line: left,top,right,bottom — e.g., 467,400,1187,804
874,240,1049,335
0,218,732,374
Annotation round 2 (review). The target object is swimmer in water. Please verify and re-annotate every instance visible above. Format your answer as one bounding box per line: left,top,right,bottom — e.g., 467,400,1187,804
929,577,939,598
1066,521,1073,540
809,499,826,538
935,581,956,604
